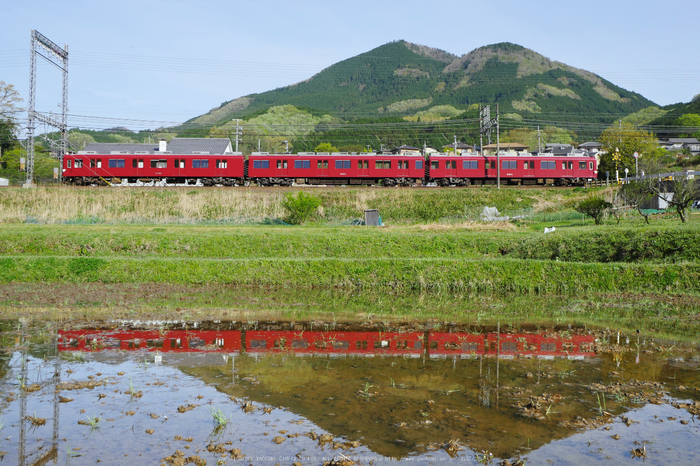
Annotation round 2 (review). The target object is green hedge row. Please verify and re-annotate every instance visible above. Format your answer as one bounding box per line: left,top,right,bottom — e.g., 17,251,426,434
1,256,698,293
507,226,700,263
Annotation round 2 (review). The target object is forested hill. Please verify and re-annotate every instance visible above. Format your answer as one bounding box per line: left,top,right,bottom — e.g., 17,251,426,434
183,40,655,128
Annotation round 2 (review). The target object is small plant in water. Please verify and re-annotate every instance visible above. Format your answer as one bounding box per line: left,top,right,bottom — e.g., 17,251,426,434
85,414,101,432
596,392,608,414
359,381,374,397
476,450,494,464
209,407,229,428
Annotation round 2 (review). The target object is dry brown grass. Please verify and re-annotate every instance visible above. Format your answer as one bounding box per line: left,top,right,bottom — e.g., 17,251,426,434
414,221,518,232
0,187,289,224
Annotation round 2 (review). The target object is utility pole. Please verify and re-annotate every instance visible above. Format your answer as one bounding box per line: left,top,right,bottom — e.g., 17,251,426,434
27,30,68,187
231,119,242,153
537,126,542,153
496,103,500,189
453,135,457,154
479,104,498,185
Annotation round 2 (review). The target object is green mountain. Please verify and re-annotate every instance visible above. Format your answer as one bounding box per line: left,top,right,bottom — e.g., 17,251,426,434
183,40,655,129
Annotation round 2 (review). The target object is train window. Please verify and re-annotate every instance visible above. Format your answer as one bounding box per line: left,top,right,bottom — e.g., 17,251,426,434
323,160,329,169
490,161,496,169
170,338,182,349
332,340,349,349
147,339,164,348
216,159,228,169
294,160,310,169
109,159,125,168
502,161,517,169
416,160,424,169
74,159,83,168
414,340,422,349
151,159,167,168
192,159,209,168
502,341,517,351
291,339,308,349
540,161,555,169
132,159,138,168
430,161,439,169
253,160,270,169
189,338,205,348
397,340,409,350
249,339,266,348
445,161,456,169
375,160,391,169
568,161,573,169
319,160,329,169
579,162,586,169
589,162,594,170
524,161,534,169
333,160,350,169
463,161,478,169
461,342,478,351
356,341,368,350
173,159,183,169
541,343,556,351
67,159,72,168
90,159,96,168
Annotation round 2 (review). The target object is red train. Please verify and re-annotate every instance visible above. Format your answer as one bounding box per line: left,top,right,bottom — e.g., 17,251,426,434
62,150,597,187
58,328,595,359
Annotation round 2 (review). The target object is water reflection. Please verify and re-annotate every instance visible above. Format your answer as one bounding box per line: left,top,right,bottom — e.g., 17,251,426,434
1,320,699,465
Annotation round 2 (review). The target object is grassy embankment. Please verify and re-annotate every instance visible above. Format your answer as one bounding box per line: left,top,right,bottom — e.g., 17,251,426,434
0,186,699,337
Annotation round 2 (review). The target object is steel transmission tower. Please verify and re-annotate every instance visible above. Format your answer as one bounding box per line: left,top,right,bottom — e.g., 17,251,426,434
26,30,68,187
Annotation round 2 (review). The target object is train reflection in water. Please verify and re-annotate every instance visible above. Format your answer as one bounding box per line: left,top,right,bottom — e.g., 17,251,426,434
59,325,596,359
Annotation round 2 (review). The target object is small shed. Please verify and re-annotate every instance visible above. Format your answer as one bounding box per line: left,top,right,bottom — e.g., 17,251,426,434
364,209,382,226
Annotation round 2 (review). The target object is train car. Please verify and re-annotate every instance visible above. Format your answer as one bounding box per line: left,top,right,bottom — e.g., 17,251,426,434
58,329,242,353
428,332,595,359
63,153,246,186
245,330,424,356
247,152,425,187
484,333,595,359
427,153,598,186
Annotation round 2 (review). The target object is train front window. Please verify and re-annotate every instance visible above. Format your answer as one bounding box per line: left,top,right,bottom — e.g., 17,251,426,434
67,159,72,168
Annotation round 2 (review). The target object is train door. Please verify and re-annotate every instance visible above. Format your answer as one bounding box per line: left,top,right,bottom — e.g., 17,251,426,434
484,158,496,178
215,158,227,177
357,159,369,177
561,159,574,178
523,160,535,180
397,159,409,178
276,158,288,177
317,158,329,177
445,159,457,178
130,158,144,177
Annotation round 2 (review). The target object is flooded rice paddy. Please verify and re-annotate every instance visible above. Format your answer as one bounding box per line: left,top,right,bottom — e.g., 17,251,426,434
1,319,699,465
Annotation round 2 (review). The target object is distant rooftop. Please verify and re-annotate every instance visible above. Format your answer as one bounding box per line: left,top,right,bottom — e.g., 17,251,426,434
79,138,233,155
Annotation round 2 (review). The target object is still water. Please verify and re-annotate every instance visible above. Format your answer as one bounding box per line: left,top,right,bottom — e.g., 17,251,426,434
1,320,699,465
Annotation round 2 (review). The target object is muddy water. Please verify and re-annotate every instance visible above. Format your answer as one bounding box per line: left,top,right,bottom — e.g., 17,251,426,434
1,320,699,465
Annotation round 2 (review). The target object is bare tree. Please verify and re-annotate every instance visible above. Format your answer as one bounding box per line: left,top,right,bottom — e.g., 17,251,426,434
619,180,656,224
652,176,700,223
0,81,23,119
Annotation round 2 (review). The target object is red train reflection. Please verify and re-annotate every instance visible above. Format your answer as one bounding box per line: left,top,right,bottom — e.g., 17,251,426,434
59,327,595,359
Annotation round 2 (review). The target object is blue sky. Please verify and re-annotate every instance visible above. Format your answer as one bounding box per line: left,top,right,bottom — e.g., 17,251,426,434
2,0,699,132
